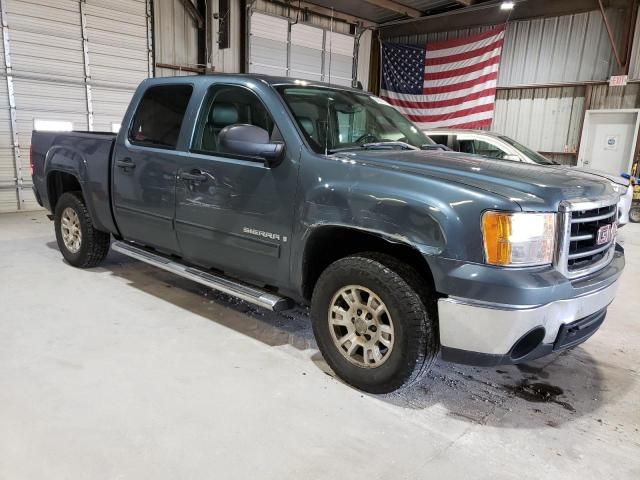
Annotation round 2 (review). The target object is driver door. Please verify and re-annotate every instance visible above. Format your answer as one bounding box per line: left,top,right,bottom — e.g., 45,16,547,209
173,83,298,286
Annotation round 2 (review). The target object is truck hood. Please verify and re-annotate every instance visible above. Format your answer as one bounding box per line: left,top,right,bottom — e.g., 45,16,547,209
335,150,624,211
556,165,628,187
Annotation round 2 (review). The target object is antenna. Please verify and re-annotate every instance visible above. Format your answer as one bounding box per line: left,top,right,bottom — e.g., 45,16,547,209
324,8,334,156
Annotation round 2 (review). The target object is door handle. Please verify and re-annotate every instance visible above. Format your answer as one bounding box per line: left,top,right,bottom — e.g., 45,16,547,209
116,158,136,169
179,170,207,182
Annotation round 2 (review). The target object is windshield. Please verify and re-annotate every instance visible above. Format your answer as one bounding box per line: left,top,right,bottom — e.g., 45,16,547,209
499,136,559,165
275,86,434,153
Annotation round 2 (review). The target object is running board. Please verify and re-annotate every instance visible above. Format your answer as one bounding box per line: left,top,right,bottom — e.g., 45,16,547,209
111,241,292,312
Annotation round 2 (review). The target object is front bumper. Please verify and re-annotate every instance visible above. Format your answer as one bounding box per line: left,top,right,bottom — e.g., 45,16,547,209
618,184,634,226
437,255,623,366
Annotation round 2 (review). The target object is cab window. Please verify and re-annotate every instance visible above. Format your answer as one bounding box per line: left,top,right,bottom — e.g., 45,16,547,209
458,138,508,159
129,85,193,149
192,85,280,154
428,134,448,146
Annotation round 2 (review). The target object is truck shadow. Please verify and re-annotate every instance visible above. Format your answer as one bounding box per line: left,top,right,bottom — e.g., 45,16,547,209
47,242,634,429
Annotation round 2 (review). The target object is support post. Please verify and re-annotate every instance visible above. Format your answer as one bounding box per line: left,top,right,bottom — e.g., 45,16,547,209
147,0,155,77
598,0,624,71
0,0,24,210
80,0,93,131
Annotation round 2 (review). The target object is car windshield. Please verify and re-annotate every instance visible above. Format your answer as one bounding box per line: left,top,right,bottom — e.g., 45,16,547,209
499,135,559,165
275,85,434,153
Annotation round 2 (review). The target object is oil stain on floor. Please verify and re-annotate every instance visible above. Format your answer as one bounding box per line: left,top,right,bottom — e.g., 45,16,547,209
504,381,576,412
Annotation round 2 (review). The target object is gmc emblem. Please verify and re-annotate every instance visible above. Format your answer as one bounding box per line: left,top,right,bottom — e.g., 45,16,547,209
596,223,617,245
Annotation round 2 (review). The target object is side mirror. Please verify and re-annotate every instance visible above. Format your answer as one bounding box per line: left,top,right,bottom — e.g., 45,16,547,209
218,124,285,165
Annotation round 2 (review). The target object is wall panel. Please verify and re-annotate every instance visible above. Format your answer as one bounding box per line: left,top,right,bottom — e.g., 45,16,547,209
0,0,152,211
154,0,199,76
492,86,586,157
248,9,356,85
387,9,625,88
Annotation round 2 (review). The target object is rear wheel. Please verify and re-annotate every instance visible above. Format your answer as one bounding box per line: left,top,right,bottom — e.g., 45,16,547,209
311,253,439,393
54,191,110,268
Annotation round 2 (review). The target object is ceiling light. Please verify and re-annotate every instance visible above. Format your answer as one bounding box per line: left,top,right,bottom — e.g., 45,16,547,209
500,1,515,10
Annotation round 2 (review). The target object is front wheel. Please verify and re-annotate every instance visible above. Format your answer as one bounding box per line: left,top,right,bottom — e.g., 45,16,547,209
629,205,640,223
54,191,110,268
311,254,439,393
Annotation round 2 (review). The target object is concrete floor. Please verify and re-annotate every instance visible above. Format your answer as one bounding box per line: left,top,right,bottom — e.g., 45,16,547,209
0,211,639,479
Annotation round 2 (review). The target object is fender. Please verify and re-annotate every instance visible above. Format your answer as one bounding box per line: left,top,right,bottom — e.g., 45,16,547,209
287,150,520,299
45,142,118,234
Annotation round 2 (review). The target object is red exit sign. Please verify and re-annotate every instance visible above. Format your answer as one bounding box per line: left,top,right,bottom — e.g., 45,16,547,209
609,75,628,87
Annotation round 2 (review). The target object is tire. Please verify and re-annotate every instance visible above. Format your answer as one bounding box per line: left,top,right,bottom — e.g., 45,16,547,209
54,191,110,268
311,253,439,393
629,206,640,223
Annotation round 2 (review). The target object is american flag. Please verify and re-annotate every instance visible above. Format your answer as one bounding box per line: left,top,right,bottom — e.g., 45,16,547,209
380,26,505,129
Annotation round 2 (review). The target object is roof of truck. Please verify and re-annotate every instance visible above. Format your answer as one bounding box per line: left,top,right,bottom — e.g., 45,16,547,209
143,73,367,94
422,129,503,138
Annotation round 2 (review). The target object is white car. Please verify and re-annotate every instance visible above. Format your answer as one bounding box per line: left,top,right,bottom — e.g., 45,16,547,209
424,129,634,225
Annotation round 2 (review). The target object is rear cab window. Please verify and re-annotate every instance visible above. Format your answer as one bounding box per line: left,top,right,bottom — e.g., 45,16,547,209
129,85,193,149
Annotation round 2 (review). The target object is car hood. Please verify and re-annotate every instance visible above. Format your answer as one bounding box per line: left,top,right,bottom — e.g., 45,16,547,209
334,150,625,211
568,166,628,186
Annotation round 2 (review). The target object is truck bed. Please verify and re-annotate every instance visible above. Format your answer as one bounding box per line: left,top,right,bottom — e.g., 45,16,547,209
31,130,118,234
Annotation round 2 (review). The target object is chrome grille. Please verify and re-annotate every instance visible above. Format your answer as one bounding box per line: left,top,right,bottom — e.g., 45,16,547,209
555,200,618,279
568,204,617,271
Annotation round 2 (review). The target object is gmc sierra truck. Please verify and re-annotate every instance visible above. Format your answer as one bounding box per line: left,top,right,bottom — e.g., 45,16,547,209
31,75,626,393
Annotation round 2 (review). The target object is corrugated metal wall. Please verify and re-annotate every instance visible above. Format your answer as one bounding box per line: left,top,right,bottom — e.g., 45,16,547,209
253,0,351,34
493,87,586,165
590,83,640,109
498,10,623,87
210,0,242,73
0,0,152,212
628,11,640,81
389,24,493,48
492,84,640,166
388,9,625,88
387,8,631,166
209,0,358,74
85,0,151,132
356,29,372,90
248,6,357,87
154,0,199,76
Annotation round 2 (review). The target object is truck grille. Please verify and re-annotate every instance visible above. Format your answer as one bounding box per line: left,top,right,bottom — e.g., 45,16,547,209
567,204,617,272
556,200,618,278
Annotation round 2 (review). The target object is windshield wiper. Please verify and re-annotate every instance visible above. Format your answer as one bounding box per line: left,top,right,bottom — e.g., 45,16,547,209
329,141,418,153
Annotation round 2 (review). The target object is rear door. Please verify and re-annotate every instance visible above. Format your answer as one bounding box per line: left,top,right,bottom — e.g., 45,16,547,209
173,82,299,286
112,84,193,253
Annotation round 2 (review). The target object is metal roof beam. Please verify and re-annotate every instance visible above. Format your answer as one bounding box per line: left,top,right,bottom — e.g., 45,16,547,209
361,0,423,18
453,0,475,5
379,0,605,37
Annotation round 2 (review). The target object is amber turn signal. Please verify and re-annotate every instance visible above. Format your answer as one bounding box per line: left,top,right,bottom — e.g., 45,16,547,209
482,211,556,266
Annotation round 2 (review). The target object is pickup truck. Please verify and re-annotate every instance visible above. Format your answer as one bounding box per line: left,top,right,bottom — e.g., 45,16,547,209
31,75,626,393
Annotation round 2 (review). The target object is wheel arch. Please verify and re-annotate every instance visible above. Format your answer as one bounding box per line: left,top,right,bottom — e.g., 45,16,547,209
47,170,83,212
300,225,436,302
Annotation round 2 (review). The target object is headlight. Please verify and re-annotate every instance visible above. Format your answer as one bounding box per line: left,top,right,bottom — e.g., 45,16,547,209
482,211,556,266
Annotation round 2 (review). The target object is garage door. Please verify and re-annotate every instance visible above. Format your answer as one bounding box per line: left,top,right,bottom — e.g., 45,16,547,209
0,0,151,212
248,11,355,87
